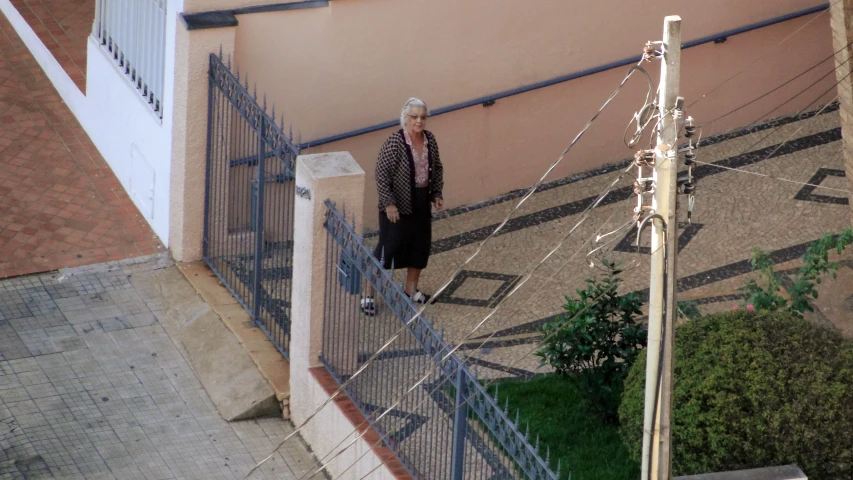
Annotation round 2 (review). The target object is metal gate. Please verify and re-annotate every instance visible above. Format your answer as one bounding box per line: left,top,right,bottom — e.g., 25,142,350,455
203,52,298,357
321,203,560,479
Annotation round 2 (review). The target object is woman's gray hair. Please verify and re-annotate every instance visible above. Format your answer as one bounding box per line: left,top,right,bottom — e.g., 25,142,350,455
400,97,429,128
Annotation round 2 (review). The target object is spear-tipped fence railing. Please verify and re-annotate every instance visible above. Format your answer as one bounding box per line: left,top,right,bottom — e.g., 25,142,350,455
321,201,559,479
203,51,300,358
93,0,167,116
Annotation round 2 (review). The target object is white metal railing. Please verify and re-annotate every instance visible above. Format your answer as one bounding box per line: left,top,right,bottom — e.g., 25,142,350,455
93,0,167,117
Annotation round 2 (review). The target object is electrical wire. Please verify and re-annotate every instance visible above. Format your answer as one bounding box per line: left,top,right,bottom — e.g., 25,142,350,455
586,217,638,264
624,67,657,148
333,28,853,479
693,158,848,194
296,56,702,480
294,124,651,478
262,13,850,476
349,64,851,478
302,122,684,478
696,22,851,149
241,57,655,479
294,165,637,480
340,99,714,478
309,203,639,480
310,42,851,480
684,70,853,204
754,58,847,125
694,67,852,189
701,39,851,128
688,0,840,109
645,97,850,479
349,240,671,480
704,93,842,178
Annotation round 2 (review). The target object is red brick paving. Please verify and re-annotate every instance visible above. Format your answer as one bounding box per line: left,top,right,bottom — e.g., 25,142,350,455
8,0,90,91
0,14,163,279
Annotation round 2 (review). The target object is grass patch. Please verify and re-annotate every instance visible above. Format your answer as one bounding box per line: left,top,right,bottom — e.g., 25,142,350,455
490,374,639,480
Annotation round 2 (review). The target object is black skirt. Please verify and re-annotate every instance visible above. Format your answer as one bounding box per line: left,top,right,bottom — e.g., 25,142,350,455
374,187,432,270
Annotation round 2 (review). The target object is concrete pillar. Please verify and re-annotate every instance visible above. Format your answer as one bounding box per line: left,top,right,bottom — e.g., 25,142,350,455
289,152,401,479
169,21,236,262
830,0,853,221
290,152,365,372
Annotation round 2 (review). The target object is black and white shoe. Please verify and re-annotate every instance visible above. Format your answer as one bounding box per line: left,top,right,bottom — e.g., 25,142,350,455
410,291,431,305
360,297,376,316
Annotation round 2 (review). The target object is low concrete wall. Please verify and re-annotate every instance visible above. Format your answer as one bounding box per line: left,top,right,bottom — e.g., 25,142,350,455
290,368,402,479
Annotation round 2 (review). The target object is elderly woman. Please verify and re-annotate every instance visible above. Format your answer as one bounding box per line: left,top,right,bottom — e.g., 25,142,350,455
362,98,444,314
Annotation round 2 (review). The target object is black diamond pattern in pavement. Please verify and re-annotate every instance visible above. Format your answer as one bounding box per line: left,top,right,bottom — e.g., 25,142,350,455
465,356,538,379
633,234,835,302
431,127,842,254
359,402,429,445
614,222,703,255
418,102,841,227
433,270,521,308
794,167,848,205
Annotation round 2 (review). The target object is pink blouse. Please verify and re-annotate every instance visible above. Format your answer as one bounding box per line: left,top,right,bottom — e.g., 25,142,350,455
403,129,429,188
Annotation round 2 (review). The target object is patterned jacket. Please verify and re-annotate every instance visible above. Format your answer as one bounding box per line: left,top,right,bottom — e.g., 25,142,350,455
375,129,444,214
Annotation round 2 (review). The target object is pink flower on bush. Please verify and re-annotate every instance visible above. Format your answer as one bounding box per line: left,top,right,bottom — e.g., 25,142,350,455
746,304,755,312
732,305,739,311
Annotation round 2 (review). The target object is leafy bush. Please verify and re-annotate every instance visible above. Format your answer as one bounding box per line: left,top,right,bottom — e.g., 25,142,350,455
743,229,853,314
676,300,701,321
536,259,646,422
619,310,853,479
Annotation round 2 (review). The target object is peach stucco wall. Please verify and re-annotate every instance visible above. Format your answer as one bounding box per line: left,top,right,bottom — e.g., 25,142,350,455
232,0,834,229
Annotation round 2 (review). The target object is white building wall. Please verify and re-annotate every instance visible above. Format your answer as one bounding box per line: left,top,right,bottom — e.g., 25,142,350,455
0,0,182,246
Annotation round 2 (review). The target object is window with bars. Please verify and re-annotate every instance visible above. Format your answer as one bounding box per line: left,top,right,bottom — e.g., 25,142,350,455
93,0,167,117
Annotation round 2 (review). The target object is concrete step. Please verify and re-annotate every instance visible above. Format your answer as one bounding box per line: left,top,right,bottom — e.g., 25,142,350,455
177,261,292,419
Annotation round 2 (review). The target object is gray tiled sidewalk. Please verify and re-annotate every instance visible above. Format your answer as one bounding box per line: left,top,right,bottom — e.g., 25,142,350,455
0,255,316,479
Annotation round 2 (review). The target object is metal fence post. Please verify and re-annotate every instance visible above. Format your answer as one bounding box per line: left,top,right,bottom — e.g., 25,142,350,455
252,115,266,322
202,55,215,259
450,365,468,480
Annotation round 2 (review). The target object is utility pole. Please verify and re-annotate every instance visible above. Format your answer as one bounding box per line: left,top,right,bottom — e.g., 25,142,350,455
641,15,681,480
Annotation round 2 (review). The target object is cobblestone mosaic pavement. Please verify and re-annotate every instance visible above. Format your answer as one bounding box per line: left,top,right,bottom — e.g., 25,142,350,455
372,103,853,380
0,255,316,479
0,15,164,279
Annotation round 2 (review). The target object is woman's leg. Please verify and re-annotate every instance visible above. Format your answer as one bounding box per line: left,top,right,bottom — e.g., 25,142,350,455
405,268,422,296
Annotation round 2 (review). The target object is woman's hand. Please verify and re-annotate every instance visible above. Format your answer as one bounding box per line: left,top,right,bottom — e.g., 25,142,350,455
386,205,400,223
432,198,444,211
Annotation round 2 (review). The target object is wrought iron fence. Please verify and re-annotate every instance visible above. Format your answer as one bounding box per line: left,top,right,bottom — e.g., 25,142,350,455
93,0,167,116
203,52,299,358
321,203,559,480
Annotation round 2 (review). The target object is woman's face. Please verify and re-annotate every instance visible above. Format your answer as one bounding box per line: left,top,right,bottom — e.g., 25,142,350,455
405,106,427,134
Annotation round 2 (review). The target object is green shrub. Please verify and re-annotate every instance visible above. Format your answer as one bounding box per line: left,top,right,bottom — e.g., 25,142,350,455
677,300,701,321
536,259,645,422
743,229,853,315
619,310,853,479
